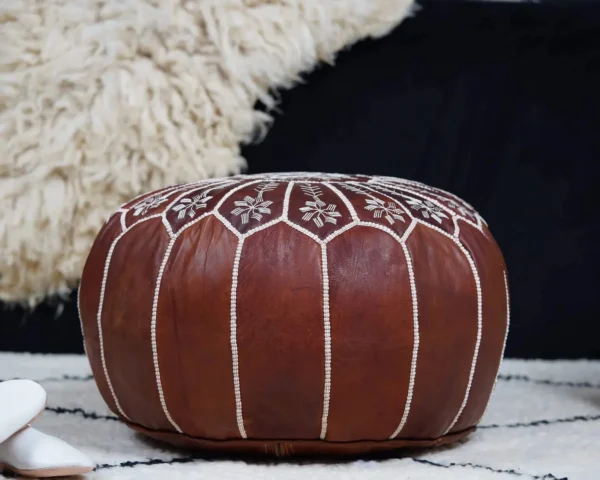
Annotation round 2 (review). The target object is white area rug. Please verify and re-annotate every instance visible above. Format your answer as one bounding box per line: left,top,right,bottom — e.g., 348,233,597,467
1,353,598,480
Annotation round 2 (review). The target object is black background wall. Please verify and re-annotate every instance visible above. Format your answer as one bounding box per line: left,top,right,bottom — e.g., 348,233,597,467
1,0,599,358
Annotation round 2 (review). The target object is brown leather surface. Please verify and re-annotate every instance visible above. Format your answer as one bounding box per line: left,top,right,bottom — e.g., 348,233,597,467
80,173,507,456
450,223,508,432
157,216,240,439
102,220,171,430
237,224,324,439
127,420,475,457
400,224,477,438
327,227,412,441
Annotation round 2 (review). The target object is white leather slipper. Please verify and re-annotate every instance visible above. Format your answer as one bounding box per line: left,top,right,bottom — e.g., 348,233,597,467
0,427,95,477
0,380,47,444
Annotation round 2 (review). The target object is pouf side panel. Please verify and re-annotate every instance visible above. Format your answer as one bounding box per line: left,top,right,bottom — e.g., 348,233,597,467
101,220,173,430
236,224,324,440
156,216,240,439
326,227,413,442
400,224,478,439
450,223,508,432
79,216,122,417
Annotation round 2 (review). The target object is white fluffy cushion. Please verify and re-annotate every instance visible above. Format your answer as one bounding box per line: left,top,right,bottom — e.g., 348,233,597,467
0,0,414,304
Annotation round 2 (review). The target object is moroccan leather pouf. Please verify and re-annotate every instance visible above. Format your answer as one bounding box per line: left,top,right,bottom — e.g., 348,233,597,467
79,173,510,456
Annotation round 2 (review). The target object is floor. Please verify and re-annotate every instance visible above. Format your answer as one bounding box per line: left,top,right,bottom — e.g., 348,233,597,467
1,354,597,479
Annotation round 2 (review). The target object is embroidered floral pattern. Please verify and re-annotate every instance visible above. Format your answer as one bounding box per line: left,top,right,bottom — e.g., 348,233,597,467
231,183,277,224
173,191,213,220
445,199,475,219
364,198,406,225
299,184,342,228
404,197,449,224
132,193,170,216
340,182,406,225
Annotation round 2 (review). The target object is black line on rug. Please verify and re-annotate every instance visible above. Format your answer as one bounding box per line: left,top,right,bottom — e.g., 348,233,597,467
95,456,198,470
479,413,600,429
45,406,120,422
412,458,567,480
498,373,600,389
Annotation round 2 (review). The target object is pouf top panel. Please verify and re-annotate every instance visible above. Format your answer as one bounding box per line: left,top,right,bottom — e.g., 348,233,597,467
115,172,485,241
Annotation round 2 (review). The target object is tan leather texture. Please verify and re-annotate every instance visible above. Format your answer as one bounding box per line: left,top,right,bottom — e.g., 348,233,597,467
79,173,508,456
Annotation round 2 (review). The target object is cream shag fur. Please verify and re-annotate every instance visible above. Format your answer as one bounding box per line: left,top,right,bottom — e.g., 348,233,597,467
0,0,414,306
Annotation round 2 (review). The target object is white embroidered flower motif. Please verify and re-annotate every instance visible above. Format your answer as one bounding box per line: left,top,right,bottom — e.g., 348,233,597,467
299,184,342,228
364,198,406,225
231,183,277,224
300,200,342,227
445,199,475,219
173,192,213,220
404,197,449,224
132,193,170,217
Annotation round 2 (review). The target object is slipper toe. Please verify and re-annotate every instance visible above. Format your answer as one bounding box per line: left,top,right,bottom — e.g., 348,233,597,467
0,427,95,478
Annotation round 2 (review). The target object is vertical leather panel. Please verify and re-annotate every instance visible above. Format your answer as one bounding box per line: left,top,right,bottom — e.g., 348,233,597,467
79,216,122,417
157,217,240,439
400,224,477,439
236,224,324,439
326,227,413,441
101,220,172,430
449,223,507,432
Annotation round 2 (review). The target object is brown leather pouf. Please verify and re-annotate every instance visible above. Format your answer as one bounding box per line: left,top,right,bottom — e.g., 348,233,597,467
79,173,509,456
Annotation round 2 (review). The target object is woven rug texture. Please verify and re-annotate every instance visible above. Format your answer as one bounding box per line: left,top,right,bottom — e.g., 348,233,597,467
0,353,596,480
0,0,414,305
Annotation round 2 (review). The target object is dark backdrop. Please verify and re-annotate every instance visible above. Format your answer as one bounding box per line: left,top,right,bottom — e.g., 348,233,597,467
2,0,600,358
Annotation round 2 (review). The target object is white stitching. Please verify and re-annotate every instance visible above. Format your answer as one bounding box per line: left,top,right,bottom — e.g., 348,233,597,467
95,213,164,422
323,221,357,244
230,238,247,438
119,211,127,232
391,237,419,438
148,209,217,432
151,238,183,432
375,180,481,234
499,271,511,377
444,239,483,434
213,179,264,211
160,180,236,237
475,270,510,425
319,244,332,440
325,182,359,222
369,214,483,435
96,235,132,420
282,182,294,220
77,283,87,358
355,221,419,439
358,183,415,219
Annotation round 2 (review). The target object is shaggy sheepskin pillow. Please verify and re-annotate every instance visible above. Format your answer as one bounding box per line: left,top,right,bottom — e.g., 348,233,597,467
0,0,414,305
